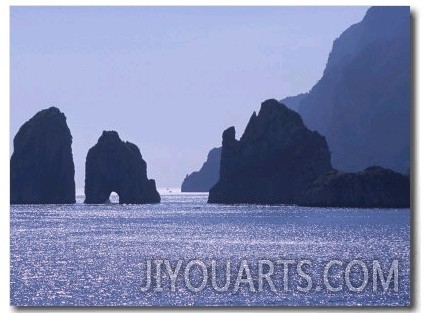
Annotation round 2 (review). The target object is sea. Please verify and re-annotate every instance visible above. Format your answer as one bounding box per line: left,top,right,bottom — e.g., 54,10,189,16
10,189,410,306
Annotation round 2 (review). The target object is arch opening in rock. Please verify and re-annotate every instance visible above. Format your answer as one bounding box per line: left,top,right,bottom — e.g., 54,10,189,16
84,130,160,204
109,191,120,204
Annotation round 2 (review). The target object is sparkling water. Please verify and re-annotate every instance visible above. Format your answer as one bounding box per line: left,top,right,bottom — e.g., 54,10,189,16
10,191,410,306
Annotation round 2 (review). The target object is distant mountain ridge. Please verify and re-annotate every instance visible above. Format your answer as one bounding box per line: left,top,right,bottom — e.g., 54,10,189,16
181,147,221,192
182,6,410,192
281,6,410,173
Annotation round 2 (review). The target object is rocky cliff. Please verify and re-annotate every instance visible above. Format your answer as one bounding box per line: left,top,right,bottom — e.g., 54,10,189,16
10,107,76,204
208,99,409,207
84,131,160,204
208,99,332,204
280,6,410,174
181,147,221,192
185,7,410,192
299,166,410,208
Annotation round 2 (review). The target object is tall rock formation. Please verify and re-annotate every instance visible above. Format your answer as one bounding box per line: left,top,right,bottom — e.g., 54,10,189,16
181,147,221,192
84,131,160,204
208,99,332,204
209,99,409,207
10,107,76,204
280,6,410,174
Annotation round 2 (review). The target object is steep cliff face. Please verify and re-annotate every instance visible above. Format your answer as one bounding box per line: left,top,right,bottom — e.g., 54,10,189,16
280,6,410,173
299,166,410,208
84,131,160,204
208,99,409,207
208,99,332,204
181,147,221,192
183,7,410,193
10,107,76,204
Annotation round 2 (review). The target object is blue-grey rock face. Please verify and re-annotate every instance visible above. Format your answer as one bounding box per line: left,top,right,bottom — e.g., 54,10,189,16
208,99,333,204
10,107,76,204
208,99,410,207
181,147,221,192
84,131,160,204
280,6,410,174
299,166,410,208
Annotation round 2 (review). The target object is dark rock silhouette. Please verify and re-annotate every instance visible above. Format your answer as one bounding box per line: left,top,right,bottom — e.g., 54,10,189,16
84,131,160,204
10,107,76,204
280,6,410,174
208,99,332,204
191,8,410,196
209,100,410,207
299,166,410,208
181,147,221,192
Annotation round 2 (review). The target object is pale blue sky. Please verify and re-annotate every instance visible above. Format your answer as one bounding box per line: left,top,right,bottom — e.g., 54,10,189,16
10,6,368,188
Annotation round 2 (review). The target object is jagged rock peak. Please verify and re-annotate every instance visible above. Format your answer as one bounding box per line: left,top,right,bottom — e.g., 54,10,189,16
208,99,332,204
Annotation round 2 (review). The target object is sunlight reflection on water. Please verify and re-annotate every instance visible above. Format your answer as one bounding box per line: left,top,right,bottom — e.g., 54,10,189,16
10,192,410,306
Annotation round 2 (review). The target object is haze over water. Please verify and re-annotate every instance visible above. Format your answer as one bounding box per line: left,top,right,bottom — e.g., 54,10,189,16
10,6,369,188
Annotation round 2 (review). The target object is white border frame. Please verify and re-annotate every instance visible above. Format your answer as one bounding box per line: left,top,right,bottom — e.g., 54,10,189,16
1,1,421,312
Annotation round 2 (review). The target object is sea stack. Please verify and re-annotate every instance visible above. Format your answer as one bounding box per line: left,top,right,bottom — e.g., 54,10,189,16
10,107,76,204
84,131,160,204
208,99,332,204
209,99,409,207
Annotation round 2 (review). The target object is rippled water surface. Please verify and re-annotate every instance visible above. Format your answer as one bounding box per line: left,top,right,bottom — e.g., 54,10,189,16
10,192,410,306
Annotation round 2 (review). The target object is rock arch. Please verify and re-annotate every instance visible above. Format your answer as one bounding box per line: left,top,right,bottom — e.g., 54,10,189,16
84,131,160,204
